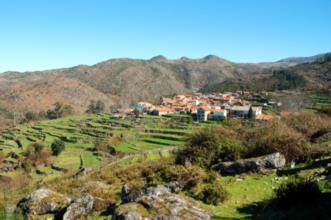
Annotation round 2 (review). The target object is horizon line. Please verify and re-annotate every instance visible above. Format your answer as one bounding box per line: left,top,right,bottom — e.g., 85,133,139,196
1,51,330,74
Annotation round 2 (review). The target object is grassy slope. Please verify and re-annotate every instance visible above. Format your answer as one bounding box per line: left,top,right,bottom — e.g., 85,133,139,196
2,113,330,219
0,113,208,183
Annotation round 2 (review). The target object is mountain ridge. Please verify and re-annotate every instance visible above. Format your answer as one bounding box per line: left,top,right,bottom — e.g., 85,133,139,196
0,53,329,115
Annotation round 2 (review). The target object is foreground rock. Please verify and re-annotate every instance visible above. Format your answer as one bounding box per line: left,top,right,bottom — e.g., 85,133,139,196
216,152,286,175
16,188,71,215
113,185,211,220
63,194,94,220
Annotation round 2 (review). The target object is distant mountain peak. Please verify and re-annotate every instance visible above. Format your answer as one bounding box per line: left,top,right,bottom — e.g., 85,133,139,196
203,55,221,61
179,56,191,61
276,52,330,64
150,55,168,62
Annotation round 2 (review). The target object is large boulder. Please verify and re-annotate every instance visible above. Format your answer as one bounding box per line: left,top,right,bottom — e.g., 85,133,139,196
113,185,211,220
63,194,94,220
112,203,149,220
16,188,71,215
216,152,286,175
121,184,147,203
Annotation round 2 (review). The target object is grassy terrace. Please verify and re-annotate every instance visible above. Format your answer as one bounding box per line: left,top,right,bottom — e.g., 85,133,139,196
0,113,217,181
309,91,331,110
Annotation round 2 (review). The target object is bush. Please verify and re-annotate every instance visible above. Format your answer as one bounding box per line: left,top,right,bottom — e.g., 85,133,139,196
47,102,73,119
33,142,45,153
275,176,321,209
0,152,5,164
25,143,53,166
218,139,246,161
146,163,229,205
51,139,66,156
245,121,310,162
21,160,32,173
283,113,331,139
94,136,116,155
176,128,242,168
195,182,229,205
87,100,105,114
24,111,39,122
149,164,207,190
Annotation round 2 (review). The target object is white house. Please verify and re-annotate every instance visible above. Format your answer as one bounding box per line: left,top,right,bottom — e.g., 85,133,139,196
197,106,211,121
136,102,154,112
252,106,262,117
230,105,250,117
213,109,227,120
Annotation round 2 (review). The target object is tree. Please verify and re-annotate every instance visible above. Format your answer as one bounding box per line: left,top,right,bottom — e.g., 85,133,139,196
247,106,254,119
86,100,105,114
87,100,96,114
272,70,306,90
15,139,23,148
33,142,45,153
133,108,140,118
51,139,66,156
25,111,38,122
47,102,73,119
95,100,105,113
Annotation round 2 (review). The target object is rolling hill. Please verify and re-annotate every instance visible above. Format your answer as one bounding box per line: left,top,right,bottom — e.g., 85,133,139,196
0,53,330,116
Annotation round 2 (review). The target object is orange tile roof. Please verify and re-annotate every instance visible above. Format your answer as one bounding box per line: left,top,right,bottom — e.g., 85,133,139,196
199,106,211,111
213,109,226,113
256,114,276,121
157,106,172,112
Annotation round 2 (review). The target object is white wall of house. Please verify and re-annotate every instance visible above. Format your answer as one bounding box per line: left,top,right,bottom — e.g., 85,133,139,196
252,107,262,116
213,110,227,119
197,109,210,121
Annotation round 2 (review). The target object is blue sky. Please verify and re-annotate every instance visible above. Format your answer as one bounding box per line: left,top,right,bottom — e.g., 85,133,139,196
0,0,330,72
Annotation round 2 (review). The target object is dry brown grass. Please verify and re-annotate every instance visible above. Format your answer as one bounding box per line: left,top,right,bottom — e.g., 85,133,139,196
283,112,331,138
244,113,331,162
25,143,53,166
0,152,5,164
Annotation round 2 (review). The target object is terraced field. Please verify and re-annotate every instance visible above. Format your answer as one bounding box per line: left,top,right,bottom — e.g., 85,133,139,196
309,91,331,110
0,113,210,181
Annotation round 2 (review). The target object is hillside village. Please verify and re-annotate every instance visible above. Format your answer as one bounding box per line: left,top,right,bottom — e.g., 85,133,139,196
117,92,280,122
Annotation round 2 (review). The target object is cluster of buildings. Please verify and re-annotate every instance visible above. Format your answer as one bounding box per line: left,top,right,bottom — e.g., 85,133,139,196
133,92,277,122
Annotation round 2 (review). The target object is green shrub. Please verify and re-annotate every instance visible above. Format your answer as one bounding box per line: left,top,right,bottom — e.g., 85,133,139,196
148,164,207,190
47,102,73,119
24,111,39,122
317,106,331,117
32,142,45,153
176,128,242,168
94,136,116,155
21,161,32,173
275,177,321,209
0,152,5,164
195,182,229,205
218,139,245,161
51,139,65,156
86,100,105,114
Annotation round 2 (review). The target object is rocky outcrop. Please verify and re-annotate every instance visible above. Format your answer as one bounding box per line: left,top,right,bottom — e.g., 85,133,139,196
113,185,211,220
63,194,94,220
112,203,149,220
16,188,71,215
121,184,147,203
216,152,286,175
